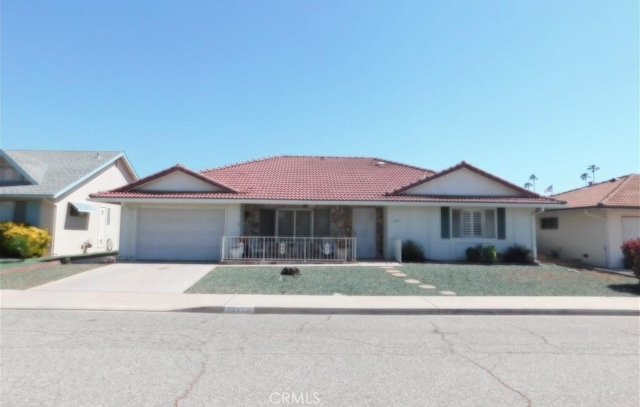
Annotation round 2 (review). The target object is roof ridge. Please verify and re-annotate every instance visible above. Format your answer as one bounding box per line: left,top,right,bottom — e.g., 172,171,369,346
200,155,435,174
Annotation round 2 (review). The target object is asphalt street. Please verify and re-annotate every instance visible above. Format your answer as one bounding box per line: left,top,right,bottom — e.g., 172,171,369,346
1,311,638,407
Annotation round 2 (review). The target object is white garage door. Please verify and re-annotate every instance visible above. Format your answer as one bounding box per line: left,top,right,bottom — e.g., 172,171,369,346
136,207,225,261
622,216,640,242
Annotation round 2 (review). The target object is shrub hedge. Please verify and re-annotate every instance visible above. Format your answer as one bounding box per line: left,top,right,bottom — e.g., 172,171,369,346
621,238,640,278
0,222,51,258
402,240,426,262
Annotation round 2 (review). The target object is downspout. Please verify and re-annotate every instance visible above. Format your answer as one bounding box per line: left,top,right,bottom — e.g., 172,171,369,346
531,208,544,263
583,210,609,267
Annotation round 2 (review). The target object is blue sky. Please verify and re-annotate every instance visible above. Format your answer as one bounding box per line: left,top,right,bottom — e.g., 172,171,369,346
1,0,638,194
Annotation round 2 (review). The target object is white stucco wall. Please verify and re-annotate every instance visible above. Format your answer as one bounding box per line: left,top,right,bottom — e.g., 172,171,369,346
384,206,536,261
536,210,608,267
404,168,521,196
51,160,135,256
539,208,640,268
538,208,640,268
118,203,242,261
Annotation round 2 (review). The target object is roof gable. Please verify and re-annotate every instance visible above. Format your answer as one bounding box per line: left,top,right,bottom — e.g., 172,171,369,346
0,150,137,197
114,164,237,194
390,161,539,198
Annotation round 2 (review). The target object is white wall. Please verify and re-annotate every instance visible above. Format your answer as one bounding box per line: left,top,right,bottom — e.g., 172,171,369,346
51,160,134,256
605,209,640,268
537,210,608,267
384,206,535,261
384,206,431,259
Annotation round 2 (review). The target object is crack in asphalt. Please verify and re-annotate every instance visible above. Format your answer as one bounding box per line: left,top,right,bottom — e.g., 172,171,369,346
173,326,216,407
495,320,562,350
431,322,533,407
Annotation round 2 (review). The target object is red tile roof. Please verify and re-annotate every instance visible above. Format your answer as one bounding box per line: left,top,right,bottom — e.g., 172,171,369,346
92,155,564,205
551,174,640,209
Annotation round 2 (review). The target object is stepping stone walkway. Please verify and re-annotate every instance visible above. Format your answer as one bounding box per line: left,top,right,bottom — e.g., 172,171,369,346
419,284,436,289
385,269,399,273
404,279,420,284
439,291,457,296
390,272,408,278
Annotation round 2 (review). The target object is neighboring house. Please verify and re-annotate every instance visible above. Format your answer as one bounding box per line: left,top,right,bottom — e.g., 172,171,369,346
0,149,138,256
91,156,564,262
537,174,640,269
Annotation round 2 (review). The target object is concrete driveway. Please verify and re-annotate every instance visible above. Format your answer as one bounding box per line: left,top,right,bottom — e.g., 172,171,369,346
30,263,214,294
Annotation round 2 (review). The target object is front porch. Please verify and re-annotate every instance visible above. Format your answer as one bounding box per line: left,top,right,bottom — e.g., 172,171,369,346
224,204,384,262
221,236,357,262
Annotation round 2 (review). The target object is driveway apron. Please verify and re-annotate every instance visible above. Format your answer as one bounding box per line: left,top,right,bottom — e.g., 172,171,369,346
29,263,213,294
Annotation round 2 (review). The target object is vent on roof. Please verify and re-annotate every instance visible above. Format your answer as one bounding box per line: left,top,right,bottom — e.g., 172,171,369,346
610,178,617,182
95,152,101,159
374,161,385,166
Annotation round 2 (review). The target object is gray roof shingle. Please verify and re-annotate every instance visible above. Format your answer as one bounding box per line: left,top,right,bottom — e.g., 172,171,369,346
0,150,126,197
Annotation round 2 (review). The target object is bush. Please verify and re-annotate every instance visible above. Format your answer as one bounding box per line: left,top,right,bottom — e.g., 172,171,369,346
402,240,426,262
466,244,497,264
621,238,640,278
481,245,498,264
0,222,51,258
502,245,532,264
465,245,483,263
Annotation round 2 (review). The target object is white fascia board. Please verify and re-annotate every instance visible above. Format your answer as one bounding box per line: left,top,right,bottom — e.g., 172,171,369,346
89,197,567,209
53,153,133,199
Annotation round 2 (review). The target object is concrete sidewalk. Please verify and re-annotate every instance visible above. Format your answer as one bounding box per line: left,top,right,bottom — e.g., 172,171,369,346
1,290,639,316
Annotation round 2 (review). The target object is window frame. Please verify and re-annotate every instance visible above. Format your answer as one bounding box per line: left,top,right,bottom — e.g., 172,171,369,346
276,209,314,238
540,217,559,230
451,208,497,239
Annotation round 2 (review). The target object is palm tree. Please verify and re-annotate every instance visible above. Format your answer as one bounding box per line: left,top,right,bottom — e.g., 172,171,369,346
587,164,600,183
524,182,532,190
580,173,589,186
529,174,538,191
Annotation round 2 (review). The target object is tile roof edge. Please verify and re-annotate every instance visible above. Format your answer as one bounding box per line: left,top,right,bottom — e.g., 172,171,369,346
599,174,637,206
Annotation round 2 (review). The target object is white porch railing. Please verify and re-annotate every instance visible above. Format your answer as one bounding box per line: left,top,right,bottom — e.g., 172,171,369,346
221,236,357,262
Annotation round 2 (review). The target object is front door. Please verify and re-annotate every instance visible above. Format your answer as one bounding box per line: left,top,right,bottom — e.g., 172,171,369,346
98,207,106,249
353,208,376,259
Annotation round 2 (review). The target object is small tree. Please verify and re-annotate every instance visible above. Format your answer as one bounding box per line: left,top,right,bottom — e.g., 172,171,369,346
529,174,538,191
580,173,590,186
587,164,600,183
524,182,532,190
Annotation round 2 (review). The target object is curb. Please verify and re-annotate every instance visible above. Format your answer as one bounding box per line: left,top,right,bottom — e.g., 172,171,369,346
177,306,640,316
3,306,638,317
